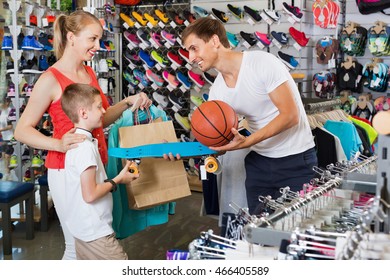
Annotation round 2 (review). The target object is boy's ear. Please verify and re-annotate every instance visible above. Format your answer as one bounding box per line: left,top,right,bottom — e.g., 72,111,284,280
78,107,88,119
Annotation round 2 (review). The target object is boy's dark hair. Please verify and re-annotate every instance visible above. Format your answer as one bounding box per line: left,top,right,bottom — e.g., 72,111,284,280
61,83,100,123
181,17,230,49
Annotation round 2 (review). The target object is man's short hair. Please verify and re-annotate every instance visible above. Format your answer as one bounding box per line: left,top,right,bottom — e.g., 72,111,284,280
62,83,100,123
181,17,230,48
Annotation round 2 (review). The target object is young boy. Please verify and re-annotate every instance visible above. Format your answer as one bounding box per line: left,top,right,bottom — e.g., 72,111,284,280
61,83,139,260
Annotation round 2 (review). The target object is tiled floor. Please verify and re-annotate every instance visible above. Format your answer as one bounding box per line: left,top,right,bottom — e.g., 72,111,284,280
0,191,220,260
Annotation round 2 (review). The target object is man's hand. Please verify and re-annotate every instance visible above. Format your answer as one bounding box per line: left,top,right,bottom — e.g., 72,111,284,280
209,128,247,152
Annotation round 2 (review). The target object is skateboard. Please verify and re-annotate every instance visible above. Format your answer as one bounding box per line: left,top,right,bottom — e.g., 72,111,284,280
108,142,221,174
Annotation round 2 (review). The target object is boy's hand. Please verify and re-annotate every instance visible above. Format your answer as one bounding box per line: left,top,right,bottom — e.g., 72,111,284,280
117,161,140,184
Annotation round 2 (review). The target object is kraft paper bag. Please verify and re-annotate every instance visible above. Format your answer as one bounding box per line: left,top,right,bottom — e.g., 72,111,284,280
118,120,191,210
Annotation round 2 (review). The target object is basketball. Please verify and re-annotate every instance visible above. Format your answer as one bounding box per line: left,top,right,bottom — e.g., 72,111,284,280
191,100,238,147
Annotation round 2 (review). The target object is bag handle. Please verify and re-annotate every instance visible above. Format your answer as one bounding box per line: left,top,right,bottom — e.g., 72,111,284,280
133,108,153,126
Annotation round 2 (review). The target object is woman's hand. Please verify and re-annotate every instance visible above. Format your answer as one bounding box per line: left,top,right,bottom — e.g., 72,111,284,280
59,128,87,153
126,92,152,111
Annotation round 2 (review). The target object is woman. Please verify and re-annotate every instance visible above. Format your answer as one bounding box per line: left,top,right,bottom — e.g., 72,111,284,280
14,10,151,260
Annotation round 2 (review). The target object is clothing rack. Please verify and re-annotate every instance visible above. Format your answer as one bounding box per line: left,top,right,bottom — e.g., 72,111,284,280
243,177,343,246
304,98,342,112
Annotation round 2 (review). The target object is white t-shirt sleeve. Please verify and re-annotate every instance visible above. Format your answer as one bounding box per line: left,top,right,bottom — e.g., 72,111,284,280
68,142,98,174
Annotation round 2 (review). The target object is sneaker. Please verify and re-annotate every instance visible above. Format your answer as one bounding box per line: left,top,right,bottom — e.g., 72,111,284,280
9,154,18,168
144,12,158,26
203,72,216,84
183,10,196,23
123,69,139,87
254,32,272,46
282,2,303,22
163,70,180,88
23,169,32,182
169,11,184,25
227,4,244,20
145,69,164,87
188,70,205,88
169,92,186,109
22,57,43,74
38,33,53,51
155,9,169,23
132,11,147,26
21,35,44,50
271,31,289,45
174,112,191,131
139,50,156,68
17,32,24,50
7,83,15,97
212,8,229,23
289,27,309,47
202,93,209,101
97,58,108,73
38,55,49,71
123,30,141,47
176,71,192,90
30,14,37,26
178,48,190,64
21,147,30,161
124,49,142,65
190,95,204,107
99,40,108,51
180,134,192,142
277,51,299,69
48,54,56,66
263,9,281,22
240,31,257,46
167,51,184,67
1,35,13,50
106,59,118,71
136,29,151,47
133,69,150,87
193,6,209,17
150,32,163,47
161,30,176,46
31,154,44,168
226,32,240,48
21,83,28,95
153,92,169,108
47,15,56,27
26,84,34,97
120,13,135,28
244,6,262,22
151,50,169,67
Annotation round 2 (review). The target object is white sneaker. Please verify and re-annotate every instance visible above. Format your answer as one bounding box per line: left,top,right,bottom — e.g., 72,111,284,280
152,92,168,108
98,78,108,94
98,59,109,73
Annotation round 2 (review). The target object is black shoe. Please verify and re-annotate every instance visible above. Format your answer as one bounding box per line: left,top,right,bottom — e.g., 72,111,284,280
212,8,229,23
271,31,289,45
168,92,185,109
240,31,257,46
17,32,24,50
203,72,216,84
47,54,57,66
183,10,196,23
227,4,243,20
244,5,262,22
124,49,142,66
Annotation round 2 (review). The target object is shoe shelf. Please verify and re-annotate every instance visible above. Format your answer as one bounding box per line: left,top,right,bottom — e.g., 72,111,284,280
118,1,194,139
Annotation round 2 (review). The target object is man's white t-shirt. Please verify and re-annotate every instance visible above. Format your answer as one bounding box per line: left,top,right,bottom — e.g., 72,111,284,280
209,51,314,158
65,128,113,242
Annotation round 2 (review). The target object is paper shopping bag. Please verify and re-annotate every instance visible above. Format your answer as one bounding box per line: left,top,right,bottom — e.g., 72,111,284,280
118,120,191,210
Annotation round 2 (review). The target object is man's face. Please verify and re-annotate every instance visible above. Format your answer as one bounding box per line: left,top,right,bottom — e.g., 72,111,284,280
184,33,216,72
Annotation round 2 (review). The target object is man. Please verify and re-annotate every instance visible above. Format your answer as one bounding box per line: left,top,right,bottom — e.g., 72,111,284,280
182,18,317,214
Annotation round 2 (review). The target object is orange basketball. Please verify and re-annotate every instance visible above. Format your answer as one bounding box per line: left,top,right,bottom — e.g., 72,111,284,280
191,100,238,147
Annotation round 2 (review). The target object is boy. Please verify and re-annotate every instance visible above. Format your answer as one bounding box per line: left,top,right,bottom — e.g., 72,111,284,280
61,83,139,260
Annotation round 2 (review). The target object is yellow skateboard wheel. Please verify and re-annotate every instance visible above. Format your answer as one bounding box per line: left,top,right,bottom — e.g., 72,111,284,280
129,162,139,174
204,156,219,173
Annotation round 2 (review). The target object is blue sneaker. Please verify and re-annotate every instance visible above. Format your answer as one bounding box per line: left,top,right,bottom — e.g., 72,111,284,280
21,35,44,50
193,6,209,17
226,32,239,48
99,40,108,51
1,35,13,50
133,69,150,87
176,72,192,90
202,93,209,101
123,69,139,87
139,50,156,68
277,51,298,69
271,31,289,45
38,55,49,71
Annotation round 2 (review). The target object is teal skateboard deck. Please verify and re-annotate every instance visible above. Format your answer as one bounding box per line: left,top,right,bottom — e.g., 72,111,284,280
108,142,217,159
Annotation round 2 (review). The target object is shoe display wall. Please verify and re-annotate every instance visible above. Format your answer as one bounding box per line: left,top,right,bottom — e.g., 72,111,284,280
119,1,194,139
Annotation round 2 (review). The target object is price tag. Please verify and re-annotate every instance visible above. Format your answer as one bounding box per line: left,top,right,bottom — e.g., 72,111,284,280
293,42,302,51
200,165,207,180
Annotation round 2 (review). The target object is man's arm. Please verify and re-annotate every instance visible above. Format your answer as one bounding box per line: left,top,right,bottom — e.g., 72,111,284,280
211,81,299,152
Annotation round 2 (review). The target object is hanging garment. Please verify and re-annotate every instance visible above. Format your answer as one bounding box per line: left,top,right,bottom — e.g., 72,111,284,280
353,123,373,156
312,127,338,168
324,120,363,160
349,116,378,145
106,106,175,239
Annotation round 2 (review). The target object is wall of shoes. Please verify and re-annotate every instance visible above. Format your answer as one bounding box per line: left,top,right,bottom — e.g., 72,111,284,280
0,0,57,182
118,0,194,140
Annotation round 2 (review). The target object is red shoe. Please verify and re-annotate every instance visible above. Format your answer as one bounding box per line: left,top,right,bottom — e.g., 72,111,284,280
289,27,309,47
188,70,205,88
167,51,184,67
178,48,190,64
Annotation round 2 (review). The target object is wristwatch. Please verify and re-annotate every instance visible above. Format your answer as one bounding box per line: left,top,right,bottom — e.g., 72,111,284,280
104,179,118,192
